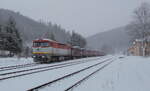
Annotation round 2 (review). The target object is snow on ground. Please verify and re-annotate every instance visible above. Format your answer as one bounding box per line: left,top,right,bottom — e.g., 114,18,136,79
0,57,107,79
0,55,150,91
0,56,112,91
40,58,112,91
0,56,107,68
0,57,33,67
74,56,150,91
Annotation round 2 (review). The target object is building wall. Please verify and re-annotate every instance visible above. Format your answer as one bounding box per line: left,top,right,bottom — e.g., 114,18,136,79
128,40,150,56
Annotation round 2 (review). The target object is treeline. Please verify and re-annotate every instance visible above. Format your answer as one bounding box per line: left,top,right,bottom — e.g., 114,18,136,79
69,31,87,48
0,14,87,57
40,21,87,48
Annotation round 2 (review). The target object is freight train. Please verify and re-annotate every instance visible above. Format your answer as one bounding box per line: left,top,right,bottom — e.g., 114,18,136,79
32,38,104,63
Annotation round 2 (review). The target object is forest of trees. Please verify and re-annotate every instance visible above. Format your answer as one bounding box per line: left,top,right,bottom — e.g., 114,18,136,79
0,14,87,57
41,21,87,48
68,31,87,48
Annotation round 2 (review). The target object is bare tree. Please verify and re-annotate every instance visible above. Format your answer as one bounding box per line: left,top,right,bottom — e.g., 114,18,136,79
127,2,150,56
127,2,150,42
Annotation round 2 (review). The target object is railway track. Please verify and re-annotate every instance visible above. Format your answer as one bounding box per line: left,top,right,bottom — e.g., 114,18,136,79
0,57,106,81
0,57,104,72
0,63,38,72
27,58,113,91
65,61,113,91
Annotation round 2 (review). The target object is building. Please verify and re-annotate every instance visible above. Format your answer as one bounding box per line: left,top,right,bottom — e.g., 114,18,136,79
128,37,150,56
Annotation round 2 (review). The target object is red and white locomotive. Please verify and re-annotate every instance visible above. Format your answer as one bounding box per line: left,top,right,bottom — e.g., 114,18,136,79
32,38,103,63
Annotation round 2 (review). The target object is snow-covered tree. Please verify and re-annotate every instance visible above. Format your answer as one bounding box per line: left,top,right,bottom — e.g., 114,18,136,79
69,31,87,48
5,16,23,54
45,31,56,41
126,2,150,56
127,2,150,42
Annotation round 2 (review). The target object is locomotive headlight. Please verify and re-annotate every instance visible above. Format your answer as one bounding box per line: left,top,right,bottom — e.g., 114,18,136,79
42,56,46,58
32,55,36,58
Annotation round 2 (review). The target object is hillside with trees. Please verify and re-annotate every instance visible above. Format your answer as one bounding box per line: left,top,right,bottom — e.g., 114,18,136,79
86,27,131,54
87,2,150,54
0,9,85,45
0,9,86,56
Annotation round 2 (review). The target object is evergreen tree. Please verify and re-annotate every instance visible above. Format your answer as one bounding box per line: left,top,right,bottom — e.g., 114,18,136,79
45,30,56,41
69,31,87,48
6,16,23,54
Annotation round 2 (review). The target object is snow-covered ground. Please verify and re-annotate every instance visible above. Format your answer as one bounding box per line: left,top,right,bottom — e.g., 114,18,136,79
0,55,150,91
0,56,111,91
74,56,150,91
0,57,33,68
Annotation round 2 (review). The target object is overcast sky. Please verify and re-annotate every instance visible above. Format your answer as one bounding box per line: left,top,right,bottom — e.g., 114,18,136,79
0,0,149,37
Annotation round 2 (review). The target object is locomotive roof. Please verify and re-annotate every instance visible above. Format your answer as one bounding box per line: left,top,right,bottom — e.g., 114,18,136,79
33,38,57,42
33,38,71,46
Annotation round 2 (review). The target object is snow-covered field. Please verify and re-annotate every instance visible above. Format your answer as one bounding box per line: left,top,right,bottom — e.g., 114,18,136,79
0,55,150,91
0,57,33,68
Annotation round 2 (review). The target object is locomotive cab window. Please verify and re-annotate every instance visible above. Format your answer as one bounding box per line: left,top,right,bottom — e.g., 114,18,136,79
33,42,49,47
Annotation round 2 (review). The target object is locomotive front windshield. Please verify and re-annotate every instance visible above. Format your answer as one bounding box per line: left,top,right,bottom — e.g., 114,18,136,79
33,42,49,47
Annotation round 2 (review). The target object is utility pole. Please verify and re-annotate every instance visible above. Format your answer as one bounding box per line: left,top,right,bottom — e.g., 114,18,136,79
70,31,73,59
